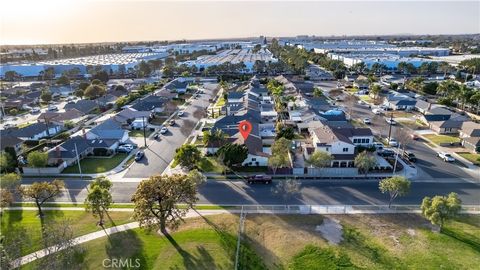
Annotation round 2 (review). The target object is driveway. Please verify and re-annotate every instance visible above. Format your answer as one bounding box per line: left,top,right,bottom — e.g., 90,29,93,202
123,84,217,178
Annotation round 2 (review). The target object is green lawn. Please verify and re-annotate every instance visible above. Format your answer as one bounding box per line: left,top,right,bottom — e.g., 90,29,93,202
129,130,153,137
62,153,128,174
359,95,373,103
197,157,225,173
22,214,480,270
1,210,133,256
24,215,264,270
456,152,480,165
214,96,226,107
423,134,461,145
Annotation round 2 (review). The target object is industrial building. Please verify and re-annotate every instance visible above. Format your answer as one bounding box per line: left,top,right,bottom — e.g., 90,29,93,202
0,52,168,78
183,48,277,72
285,40,450,57
329,53,437,69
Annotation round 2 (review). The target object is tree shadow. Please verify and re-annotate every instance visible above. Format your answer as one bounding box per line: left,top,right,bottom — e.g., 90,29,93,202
164,233,221,270
105,230,148,269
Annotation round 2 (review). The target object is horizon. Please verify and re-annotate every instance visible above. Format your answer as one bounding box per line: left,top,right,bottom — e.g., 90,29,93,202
1,0,479,46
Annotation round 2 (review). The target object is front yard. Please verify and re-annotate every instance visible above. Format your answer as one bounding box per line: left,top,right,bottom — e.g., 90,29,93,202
456,152,480,165
62,153,128,174
423,134,461,145
129,129,153,137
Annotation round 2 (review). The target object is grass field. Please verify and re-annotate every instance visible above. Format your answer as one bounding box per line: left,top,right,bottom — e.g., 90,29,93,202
24,214,264,270
20,213,480,269
423,134,461,145
1,210,133,256
129,130,153,137
197,156,225,173
456,152,480,165
62,153,128,174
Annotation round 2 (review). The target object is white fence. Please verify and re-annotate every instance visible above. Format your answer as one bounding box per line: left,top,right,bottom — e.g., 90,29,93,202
235,205,480,214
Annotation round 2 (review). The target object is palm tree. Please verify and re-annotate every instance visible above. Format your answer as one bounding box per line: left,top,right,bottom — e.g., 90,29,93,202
456,85,474,110
437,80,460,98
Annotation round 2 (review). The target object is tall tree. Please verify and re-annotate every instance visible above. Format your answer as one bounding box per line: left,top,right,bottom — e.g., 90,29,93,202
217,143,248,167
84,176,113,227
306,151,333,169
84,84,106,99
174,144,202,170
379,176,411,208
131,174,198,234
421,192,462,230
18,180,65,219
27,151,48,173
40,90,53,103
268,154,289,175
354,151,377,177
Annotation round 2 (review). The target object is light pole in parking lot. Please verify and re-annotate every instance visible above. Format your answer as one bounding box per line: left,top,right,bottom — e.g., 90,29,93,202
142,116,147,148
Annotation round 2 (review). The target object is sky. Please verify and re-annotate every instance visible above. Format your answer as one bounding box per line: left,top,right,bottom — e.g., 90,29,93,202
1,0,479,45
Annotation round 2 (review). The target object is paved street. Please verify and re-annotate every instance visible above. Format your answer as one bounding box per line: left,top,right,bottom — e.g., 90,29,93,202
18,178,480,205
338,96,478,181
124,84,216,178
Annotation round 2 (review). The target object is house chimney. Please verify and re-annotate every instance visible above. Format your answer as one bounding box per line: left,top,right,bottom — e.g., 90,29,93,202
56,146,61,158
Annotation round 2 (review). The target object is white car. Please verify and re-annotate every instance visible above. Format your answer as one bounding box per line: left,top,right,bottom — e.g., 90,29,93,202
387,138,399,147
30,107,41,114
385,118,397,125
363,118,371,125
372,108,383,115
160,127,168,134
177,111,184,117
437,152,455,162
117,144,134,153
47,105,58,111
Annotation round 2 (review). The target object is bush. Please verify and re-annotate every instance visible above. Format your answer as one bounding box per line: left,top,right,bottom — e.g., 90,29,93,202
357,145,376,153
54,132,71,141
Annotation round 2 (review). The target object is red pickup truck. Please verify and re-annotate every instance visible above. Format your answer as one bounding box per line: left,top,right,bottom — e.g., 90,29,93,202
246,175,272,184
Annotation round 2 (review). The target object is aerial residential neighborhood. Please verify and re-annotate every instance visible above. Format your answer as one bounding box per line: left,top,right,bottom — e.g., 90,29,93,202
0,1,479,269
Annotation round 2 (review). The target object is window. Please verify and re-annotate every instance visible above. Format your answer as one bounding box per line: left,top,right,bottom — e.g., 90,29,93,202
353,139,358,143
343,147,349,152
326,148,329,152
252,158,256,161
365,138,370,144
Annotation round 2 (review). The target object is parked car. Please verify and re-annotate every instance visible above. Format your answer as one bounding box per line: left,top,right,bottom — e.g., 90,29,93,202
30,107,41,114
385,118,397,125
169,119,175,126
160,127,168,134
117,144,134,153
363,118,371,125
47,105,58,111
246,175,272,184
153,132,160,140
387,138,399,147
403,151,417,162
372,108,383,115
377,148,395,157
437,152,455,162
134,151,144,161
178,111,184,117
66,100,75,104
373,142,384,150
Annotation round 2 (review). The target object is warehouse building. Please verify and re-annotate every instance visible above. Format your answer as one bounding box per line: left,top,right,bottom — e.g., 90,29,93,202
329,53,437,70
0,52,168,78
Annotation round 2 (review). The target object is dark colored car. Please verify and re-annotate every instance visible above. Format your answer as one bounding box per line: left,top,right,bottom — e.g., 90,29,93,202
403,151,417,162
134,151,144,161
246,175,272,184
377,149,395,157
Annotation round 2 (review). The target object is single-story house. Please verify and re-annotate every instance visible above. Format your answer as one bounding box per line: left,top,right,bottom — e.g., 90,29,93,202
0,135,23,152
37,109,86,127
87,118,129,143
459,121,480,138
5,122,61,140
164,78,192,94
429,120,464,135
131,95,166,113
462,137,480,153
64,99,98,114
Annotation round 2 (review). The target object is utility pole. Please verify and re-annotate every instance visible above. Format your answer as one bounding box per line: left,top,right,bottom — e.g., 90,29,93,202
387,112,393,143
393,143,401,175
142,116,147,148
74,143,83,179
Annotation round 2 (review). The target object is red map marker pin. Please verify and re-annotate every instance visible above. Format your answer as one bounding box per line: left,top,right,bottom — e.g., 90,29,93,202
238,120,252,140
